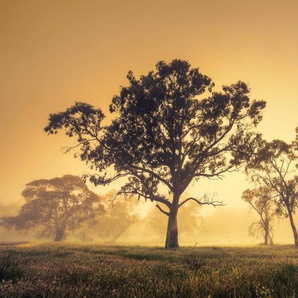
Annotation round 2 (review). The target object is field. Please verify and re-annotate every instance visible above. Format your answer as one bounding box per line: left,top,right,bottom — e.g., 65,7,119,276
1,243,298,297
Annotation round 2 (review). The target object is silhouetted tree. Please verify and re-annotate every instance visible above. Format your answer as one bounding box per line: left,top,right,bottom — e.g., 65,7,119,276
246,139,298,246
0,175,104,241
45,59,266,248
242,186,275,245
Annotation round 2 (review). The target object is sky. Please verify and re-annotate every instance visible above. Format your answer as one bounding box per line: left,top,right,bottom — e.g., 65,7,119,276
1,0,298,244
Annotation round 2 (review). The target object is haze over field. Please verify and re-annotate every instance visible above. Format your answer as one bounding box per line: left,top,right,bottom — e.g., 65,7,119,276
1,0,298,245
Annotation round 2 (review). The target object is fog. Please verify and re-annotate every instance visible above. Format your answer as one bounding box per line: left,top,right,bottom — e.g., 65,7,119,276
114,206,295,247
1,198,295,247
1,1,298,249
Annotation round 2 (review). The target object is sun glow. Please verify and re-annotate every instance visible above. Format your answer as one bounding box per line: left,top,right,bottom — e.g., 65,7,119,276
1,0,298,246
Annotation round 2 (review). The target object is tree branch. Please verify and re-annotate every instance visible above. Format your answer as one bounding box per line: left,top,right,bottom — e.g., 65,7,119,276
155,204,170,216
179,193,225,208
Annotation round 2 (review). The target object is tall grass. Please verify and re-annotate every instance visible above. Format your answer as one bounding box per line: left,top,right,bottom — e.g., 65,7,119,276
0,250,22,282
1,244,298,297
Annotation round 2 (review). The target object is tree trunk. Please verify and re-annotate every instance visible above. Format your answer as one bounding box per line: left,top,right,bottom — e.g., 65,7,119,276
264,228,269,245
264,221,269,245
165,203,179,249
288,211,298,246
54,226,65,241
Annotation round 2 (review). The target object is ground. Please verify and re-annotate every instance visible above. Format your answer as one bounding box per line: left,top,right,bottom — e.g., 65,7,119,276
1,242,298,297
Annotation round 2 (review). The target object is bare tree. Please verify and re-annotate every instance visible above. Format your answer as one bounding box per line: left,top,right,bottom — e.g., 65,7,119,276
242,186,275,245
246,139,298,246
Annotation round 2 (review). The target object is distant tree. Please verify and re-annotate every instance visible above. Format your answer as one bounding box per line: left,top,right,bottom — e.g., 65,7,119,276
242,186,275,245
45,59,266,248
0,175,104,241
246,139,298,246
94,192,139,244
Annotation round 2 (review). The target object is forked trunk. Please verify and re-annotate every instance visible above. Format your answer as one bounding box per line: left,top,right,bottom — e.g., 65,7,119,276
165,204,179,249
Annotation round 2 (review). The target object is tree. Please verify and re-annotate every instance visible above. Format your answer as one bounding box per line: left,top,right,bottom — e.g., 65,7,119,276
45,59,266,248
245,139,298,246
0,175,104,241
94,192,139,244
242,186,275,245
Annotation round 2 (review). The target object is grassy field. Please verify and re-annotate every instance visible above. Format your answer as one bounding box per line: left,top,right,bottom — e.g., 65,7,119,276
1,243,298,297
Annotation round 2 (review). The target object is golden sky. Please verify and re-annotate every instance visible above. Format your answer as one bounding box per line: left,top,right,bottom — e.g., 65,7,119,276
1,0,298,241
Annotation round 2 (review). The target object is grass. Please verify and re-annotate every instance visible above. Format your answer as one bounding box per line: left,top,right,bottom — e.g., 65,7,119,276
1,243,298,297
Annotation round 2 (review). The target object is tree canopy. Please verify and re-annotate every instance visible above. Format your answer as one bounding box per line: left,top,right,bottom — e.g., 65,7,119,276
45,59,266,248
0,175,104,241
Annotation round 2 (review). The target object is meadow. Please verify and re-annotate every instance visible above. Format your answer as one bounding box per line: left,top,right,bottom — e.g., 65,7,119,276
1,243,298,297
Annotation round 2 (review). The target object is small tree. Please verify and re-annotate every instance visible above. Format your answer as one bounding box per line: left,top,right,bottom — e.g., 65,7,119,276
246,139,298,246
94,193,139,244
45,59,266,248
242,186,275,245
0,175,104,241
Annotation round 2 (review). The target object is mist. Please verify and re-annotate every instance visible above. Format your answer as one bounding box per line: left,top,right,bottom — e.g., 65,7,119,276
1,196,295,247
112,205,295,247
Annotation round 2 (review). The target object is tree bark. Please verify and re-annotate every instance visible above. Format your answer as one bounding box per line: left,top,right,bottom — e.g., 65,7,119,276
165,202,179,249
54,226,65,241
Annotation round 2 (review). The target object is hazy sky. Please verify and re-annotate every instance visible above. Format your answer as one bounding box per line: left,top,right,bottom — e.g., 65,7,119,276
1,0,298,236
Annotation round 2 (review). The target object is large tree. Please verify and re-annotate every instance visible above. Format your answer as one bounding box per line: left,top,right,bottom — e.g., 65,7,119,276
242,186,275,245
45,59,266,248
245,139,298,246
0,175,104,241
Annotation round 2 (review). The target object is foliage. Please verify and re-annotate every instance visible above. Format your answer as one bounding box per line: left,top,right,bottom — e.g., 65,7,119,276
1,244,298,297
45,59,266,247
0,175,104,241
242,186,276,244
245,138,298,246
